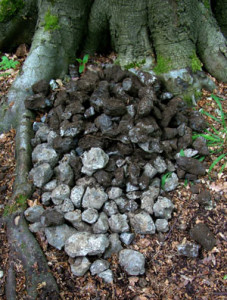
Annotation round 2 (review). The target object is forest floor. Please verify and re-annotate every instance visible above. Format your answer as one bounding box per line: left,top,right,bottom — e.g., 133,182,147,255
0,51,226,300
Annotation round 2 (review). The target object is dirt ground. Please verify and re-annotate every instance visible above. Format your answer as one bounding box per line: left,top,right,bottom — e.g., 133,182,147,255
0,53,226,300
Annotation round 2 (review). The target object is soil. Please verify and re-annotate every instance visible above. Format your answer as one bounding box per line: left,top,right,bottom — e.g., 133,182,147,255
0,52,226,300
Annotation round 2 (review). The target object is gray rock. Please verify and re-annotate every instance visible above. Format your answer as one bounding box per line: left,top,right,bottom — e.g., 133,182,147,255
0,270,3,279
55,162,74,186
60,121,83,138
82,186,108,210
64,210,82,223
51,184,71,205
43,179,57,192
29,222,44,233
29,163,53,188
70,185,85,208
104,233,123,259
119,249,145,275
95,114,112,132
150,177,161,188
41,209,64,227
176,157,206,176
162,172,179,192
177,243,200,258
81,147,109,175
193,136,209,156
47,130,58,146
90,259,110,275
197,190,213,209
92,212,109,233
120,232,135,245
41,192,51,206
126,182,139,192
114,197,129,213
153,197,174,219
64,232,109,257
153,156,167,173
24,205,44,223
155,219,169,232
108,187,122,200
45,224,76,250
141,187,159,214
176,149,198,158
32,143,59,167
130,211,155,234
103,201,119,216
57,198,74,213
35,125,50,142
190,223,216,250
76,176,97,187
82,208,99,224
98,269,113,283
108,214,129,233
70,257,91,276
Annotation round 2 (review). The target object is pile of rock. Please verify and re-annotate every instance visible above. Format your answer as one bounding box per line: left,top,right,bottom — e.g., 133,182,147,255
25,65,209,281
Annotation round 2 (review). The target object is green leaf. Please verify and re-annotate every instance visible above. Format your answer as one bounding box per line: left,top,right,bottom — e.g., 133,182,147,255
76,58,82,63
223,275,227,280
184,179,188,187
208,153,227,173
83,54,89,64
161,172,172,188
211,94,226,129
180,149,185,157
219,161,227,173
79,64,84,73
200,109,222,123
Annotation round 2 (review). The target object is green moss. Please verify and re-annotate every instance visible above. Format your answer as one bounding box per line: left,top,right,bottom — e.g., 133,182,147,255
202,0,210,9
153,56,172,75
182,94,193,106
0,0,24,22
43,9,59,31
190,52,203,72
124,59,146,70
3,195,27,216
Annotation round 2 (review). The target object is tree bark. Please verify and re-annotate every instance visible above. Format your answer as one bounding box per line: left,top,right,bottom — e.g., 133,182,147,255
212,0,227,39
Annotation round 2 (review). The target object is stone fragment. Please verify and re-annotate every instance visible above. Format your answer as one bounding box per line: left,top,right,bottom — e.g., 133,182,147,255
153,156,167,173
155,219,169,232
24,205,44,223
60,120,83,137
45,224,76,250
104,233,123,259
130,211,155,234
108,187,122,200
90,259,110,275
70,185,85,208
189,111,207,132
81,148,109,175
176,157,206,175
103,201,118,216
35,125,50,142
43,179,57,192
82,208,99,224
119,249,145,275
41,209,64,227
190,223,216,250
197,190,213,208
153,197,174,219
29,163,53,188
55,162,74,186
41,192,51,206
51,184,70,205
71,257,91,276
162,172,179,192
25,94,50,111
47,130,58,146
57,198,74,213
177,243,200,258
82,186,108,210
64,210,81,223
120,232,135,245
143,163,158,179
29,222,44,233
65,232,109,257
141,187,159,214
175,149,198,158
32,79,50,95
32,143,58,167
98,269,113,283
52,136,76,154
193,136,209,155
93,170,112,187
95,114,112,132
108,214,129,233
92,212,109,233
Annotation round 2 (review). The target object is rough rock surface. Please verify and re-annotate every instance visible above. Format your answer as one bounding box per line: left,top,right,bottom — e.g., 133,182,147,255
119,249,145,275
190,223,216,250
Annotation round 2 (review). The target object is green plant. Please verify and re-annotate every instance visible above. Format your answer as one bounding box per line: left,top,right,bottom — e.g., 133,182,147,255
190,51,203,72
124,59,146,70
161,172,173,188
76,54,89,73
224,275,227,280
43,9,59,31
0,0,24,22
153,55,172,75
0,56,19,70
3,195,27,216
192,94,227,175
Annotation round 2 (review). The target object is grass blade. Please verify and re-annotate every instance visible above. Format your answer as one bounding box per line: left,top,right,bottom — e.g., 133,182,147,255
208,153,227,173
200,109,222,123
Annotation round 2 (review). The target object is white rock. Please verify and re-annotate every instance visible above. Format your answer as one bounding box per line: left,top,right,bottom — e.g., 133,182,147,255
81,147,109,175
